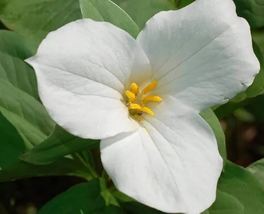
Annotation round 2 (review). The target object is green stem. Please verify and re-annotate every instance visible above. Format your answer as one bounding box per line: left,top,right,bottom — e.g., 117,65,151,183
74,153,98,179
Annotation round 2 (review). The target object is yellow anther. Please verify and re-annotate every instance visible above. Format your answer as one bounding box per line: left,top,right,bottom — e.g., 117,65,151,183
141,106,154,116
129,103,142,110
143,95,162,103
130,82,139,94
142,80,158,94
125,90,136,102
125,81,161,118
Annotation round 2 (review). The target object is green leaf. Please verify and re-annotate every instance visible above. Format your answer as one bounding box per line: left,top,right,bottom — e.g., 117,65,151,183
0,51,38,98
200,109,227,158
0,31,54,147
0,30,34,59
21,125,99,165
99,177,119,207
0,113,25,168
38,180,118,214
248,158,264,187
0,80,54,148
0,113,88,182
218,161,264,214
203,190,244,214
112,0,175,29
234,0,264,29
112,191,133,203
0,0,82,48
79,0,139,37
0,158,91,182
0,30,37,98
0,115,92,182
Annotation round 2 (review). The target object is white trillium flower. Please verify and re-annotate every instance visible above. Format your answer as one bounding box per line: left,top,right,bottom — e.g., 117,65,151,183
26,0,259,213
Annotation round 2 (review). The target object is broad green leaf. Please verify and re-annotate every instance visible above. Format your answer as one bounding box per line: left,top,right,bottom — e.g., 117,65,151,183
234,0,264,29
0,0,82,48
0,113,25,168
38,180,119,214
79,0,139,37
0,158,92,182
200,109,227,158
112,0,175,29
0,30,37,98
0,112,80,182
248,158,264,187
203,190,244,214
21,125,99,165
0,80,54,147
0,30,34,59
0,31,54,146
0,113,88,182
218,161,264,214
0,51,38,98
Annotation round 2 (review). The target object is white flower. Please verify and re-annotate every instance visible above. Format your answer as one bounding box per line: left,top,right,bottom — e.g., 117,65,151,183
26,0,259,213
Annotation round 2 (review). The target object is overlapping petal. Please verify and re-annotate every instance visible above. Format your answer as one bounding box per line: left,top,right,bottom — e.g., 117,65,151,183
101,96,222,213
137,0,260,111
27,19,151,139
26,0,259,213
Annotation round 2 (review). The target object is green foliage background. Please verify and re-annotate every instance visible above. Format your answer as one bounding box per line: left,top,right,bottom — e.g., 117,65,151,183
0,0,263,213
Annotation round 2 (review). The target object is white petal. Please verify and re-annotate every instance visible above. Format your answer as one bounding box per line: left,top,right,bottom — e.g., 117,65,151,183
101,96,223,213
137,0,260,111
26,19,151,138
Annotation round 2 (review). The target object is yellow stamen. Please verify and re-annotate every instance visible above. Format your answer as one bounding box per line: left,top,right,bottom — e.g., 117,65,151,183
141,106,154,116
129,103,141,110
130,82,139,94
125,90,136,102
142,80,158,94
125,80,161,118
143,95,162,103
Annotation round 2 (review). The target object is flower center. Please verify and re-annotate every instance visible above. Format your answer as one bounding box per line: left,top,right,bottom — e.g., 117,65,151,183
124,80,162,119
